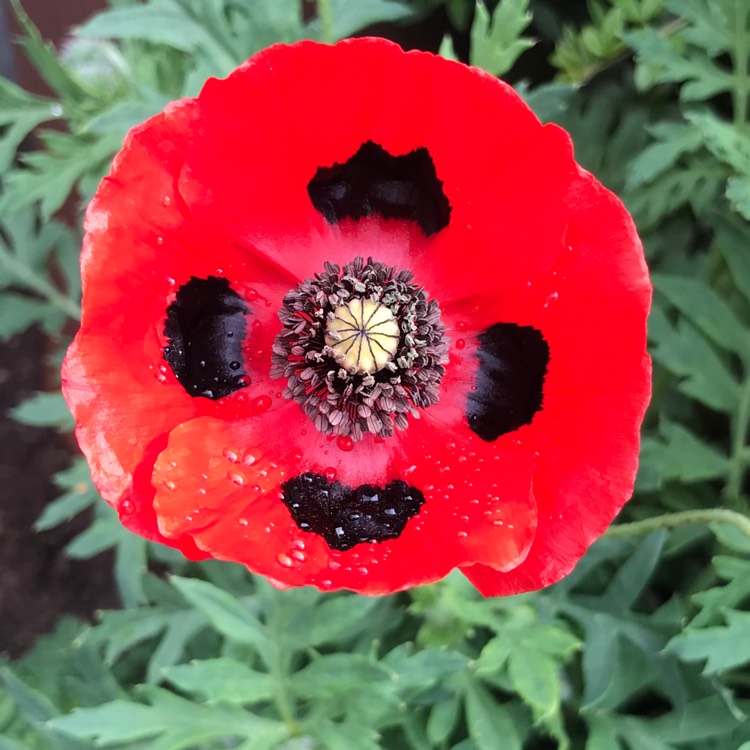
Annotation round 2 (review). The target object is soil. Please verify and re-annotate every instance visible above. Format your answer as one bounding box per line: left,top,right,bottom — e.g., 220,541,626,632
0,329,117,658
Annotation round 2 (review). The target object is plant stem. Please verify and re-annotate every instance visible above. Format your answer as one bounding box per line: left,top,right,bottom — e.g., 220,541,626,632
318,0,334,44
726,363,750,505
0,248,81,320
605,508,750,541
266,597,300,736
733,0,749,128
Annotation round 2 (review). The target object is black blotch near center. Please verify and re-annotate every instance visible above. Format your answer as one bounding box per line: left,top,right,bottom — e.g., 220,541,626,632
467,324,549,441
164,276,250,400
281,472,424,551
307,140,451,237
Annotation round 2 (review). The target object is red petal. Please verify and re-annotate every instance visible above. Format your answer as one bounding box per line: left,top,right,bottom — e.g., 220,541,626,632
152,409,535,594
63,99,293,552
179,39,574,293
450,168,651,595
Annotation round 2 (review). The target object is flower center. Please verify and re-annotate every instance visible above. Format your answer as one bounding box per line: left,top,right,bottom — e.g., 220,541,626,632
271,257,448,440
325,298,400,375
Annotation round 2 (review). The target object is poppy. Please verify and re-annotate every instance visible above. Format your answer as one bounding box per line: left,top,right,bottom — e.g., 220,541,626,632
62,38,651,596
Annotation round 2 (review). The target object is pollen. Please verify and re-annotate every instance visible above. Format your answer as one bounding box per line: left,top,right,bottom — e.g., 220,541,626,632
325,298,400,375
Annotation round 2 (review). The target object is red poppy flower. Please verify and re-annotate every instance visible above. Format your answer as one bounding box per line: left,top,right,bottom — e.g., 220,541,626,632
62,38,651,596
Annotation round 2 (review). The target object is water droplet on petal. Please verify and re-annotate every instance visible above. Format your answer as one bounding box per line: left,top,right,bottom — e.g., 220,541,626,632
165,480,176,490
229,472,246,486
291,550,306,562
276,553,294,568
457,531,468,538
337,435,354,452
455,339,466,350
242,450,258,466
156,236,164,246
224,449,239,463
121,499,134,515
238,518,249,526
325,467,337,482
252,395,272,412
162,195,171,206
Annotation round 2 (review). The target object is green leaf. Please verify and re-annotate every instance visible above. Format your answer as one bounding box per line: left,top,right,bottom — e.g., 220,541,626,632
650,318,739,413
465,682,521,750
291,654,391,698
638,421,728,490
75,0,237,74
428,694,461,745
10,392,74,431
328,0,416,40
0,77,56,172
653,273,748,356
470,0,534,77
0,294,57,341
162,659,274,705
66,515,122,558
48,691,286,747
114,534,148,608
727,174,750,220
507,648,560,717
170,576,267,649
8,0,91,102
586,714,622,750
667,609,750,672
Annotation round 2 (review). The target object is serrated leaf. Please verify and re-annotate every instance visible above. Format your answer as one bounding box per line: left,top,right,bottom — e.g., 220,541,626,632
291,655,391,698
667,610,750,672
638,421,728,490
651,318,739,413
162,659,274,705
653,273,748,356
470,0,534,77
465,682,521,750
170,576,267,649
10,392,74,431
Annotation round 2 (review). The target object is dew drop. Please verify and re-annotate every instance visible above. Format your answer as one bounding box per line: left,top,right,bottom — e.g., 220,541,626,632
251,395,272,412
162,195,172,206
455,339,466,350
291,550,306,562
223,449,239,463
252,320,263,331
276,553,294,568
120,499,135,515
247,289,259,301
328,560,342,570
156,236,164,246
325,467,337,482
457,531,468,538
242,450,258,466
229,472,246,486
238,518,249,526
337,435,354,452
493,520,504,526
229,360,241,370
292,539,305,550
197,487,206,495
456,320,467,331
165,480,176,490
358,567,369,575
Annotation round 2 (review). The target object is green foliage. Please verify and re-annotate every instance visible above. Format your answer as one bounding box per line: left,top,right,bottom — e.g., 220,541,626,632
2,0,750,748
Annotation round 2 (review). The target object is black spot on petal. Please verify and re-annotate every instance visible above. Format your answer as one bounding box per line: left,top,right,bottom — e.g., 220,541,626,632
164,276,250,400
308,141,451,236
281,472,424,551
467,324,549,441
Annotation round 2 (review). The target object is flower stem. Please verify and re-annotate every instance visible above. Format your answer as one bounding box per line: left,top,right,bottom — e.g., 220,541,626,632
726,363,750,506
605,508,750,541
318,0,335,44
733,0,750,128
265,596,300,736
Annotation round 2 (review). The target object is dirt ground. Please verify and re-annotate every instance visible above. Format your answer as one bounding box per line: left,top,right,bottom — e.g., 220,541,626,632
0,330,117,657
